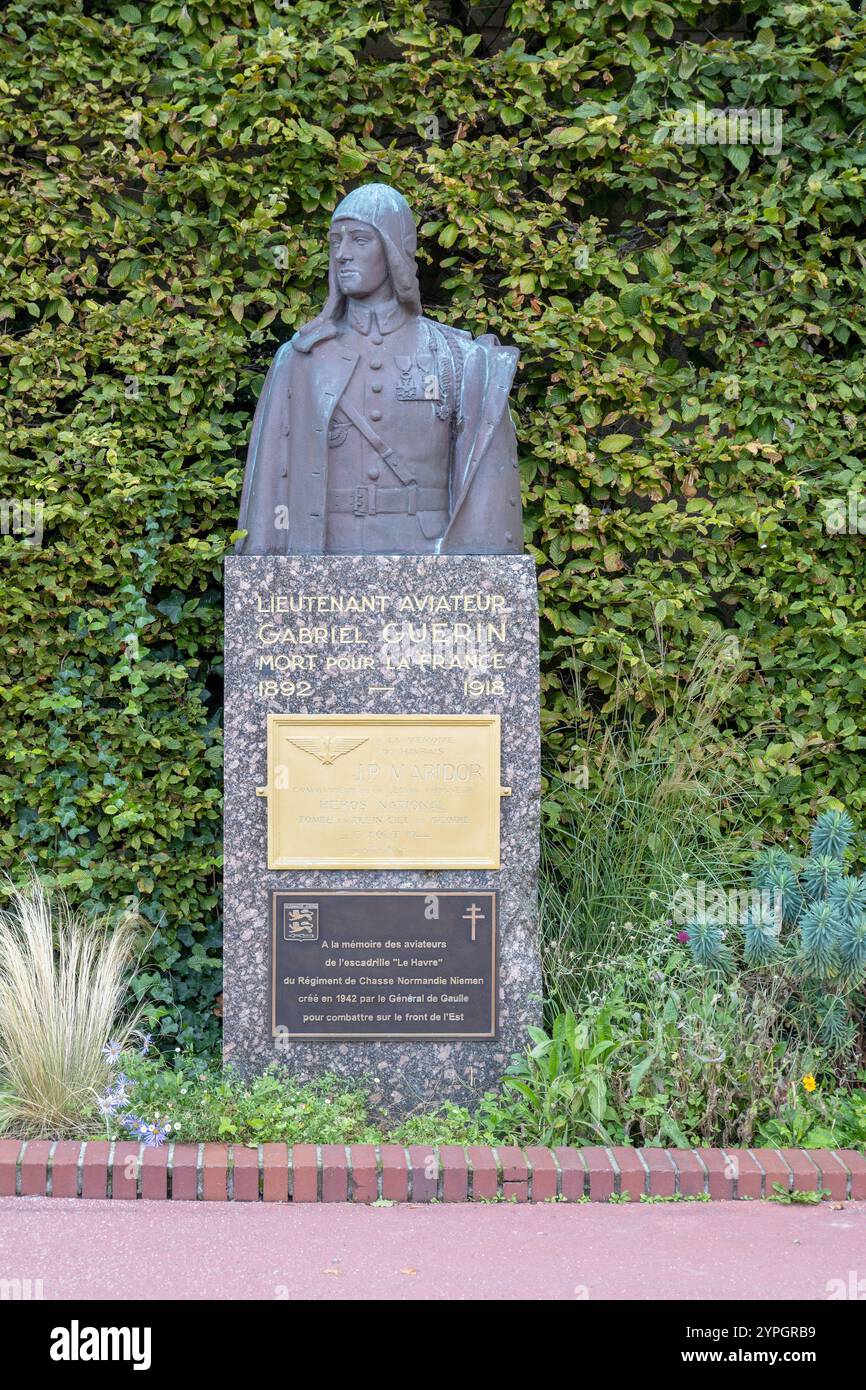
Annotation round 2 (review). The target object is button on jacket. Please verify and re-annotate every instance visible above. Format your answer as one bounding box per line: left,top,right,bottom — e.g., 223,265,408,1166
323,297,453,554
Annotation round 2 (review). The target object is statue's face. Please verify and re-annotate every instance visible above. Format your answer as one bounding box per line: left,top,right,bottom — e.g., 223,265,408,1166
329,218,389,298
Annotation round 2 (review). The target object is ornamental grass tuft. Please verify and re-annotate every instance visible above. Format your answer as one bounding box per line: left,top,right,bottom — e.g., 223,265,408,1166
0,874,146,1137
539,636,756,1021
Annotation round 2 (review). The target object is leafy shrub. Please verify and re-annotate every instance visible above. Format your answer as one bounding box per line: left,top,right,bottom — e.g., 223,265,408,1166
483,941,810,1148
483,998,626,1146
98,1050,382,1146
96,1046,486,1146
755,1073,866,1150
685,808,866,1056
1,2,865,1042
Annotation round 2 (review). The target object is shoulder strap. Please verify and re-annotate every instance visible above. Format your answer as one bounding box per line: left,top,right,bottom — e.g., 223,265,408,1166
337,398,416,486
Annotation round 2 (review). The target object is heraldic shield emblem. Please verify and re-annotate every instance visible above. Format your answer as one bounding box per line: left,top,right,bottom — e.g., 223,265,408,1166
282,901,319,943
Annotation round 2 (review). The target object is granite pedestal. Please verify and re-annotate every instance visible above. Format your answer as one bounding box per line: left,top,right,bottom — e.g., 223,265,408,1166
223,554,541,1115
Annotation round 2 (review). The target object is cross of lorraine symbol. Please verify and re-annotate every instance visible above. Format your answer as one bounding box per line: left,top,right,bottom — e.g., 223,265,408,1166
462,902,484,942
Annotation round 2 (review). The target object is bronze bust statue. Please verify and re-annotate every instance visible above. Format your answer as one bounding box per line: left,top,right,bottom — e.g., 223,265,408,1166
235,182,523,555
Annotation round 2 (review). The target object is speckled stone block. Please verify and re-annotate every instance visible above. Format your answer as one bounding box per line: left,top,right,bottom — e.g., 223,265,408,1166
223,554,541,1116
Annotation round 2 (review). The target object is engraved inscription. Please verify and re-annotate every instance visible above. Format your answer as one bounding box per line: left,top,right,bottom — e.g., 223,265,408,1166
251,589,512,699
258,714,504,869
271,890,497,1039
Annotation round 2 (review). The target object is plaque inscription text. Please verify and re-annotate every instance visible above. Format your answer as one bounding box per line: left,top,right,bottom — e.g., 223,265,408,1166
271,890,497,1039
257,714,505,869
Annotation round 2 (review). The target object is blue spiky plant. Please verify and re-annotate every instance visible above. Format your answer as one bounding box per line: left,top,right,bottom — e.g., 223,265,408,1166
683,808,865,1057
742,899,782,969
811,809,854,860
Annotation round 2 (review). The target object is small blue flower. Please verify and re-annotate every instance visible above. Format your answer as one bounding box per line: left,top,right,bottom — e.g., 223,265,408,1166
120,1113,143,1134
139,1033,152,1057
103,1039,122,1066
110,1078,134,1107
141,1121,167,1149
97,1092,120,1118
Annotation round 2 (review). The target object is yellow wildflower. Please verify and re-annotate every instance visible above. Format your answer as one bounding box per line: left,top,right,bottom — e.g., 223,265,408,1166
801,1074,817,1093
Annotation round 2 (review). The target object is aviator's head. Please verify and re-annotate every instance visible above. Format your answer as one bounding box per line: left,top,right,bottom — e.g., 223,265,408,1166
329,218,390,300
294,183,423,351
328,183,421,315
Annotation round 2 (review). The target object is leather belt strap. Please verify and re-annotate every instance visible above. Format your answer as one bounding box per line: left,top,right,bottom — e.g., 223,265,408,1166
327,485,448,518
336,399,417,487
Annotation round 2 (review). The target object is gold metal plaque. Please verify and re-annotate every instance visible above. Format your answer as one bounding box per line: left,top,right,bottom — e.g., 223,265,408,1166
256,714,507,869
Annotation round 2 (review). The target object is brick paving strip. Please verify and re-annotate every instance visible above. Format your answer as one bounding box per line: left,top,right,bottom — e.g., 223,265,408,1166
1,1140,864,1202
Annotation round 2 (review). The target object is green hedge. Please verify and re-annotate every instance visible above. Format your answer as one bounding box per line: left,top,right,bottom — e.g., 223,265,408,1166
1,0,864,1048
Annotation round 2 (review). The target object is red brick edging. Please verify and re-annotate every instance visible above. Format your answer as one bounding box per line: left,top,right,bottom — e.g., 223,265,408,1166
1,1141,864,1202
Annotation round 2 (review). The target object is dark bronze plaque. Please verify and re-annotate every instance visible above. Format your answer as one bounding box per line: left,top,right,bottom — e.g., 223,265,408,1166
271,890,497,1040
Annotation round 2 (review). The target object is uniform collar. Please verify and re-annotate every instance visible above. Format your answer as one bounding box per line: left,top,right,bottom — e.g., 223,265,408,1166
345,297,408,336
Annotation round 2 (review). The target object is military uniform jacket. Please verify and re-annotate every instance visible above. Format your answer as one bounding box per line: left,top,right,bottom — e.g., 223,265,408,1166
235,299,522,555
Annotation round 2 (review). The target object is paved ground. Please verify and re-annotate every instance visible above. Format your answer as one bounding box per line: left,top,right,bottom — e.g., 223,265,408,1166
2,1196,865,1300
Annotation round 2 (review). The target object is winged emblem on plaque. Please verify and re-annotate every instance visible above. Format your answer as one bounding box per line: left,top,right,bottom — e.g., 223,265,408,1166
286,735,368,767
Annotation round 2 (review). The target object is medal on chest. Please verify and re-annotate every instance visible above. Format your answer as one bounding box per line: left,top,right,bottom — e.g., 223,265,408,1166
394,352,444,402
